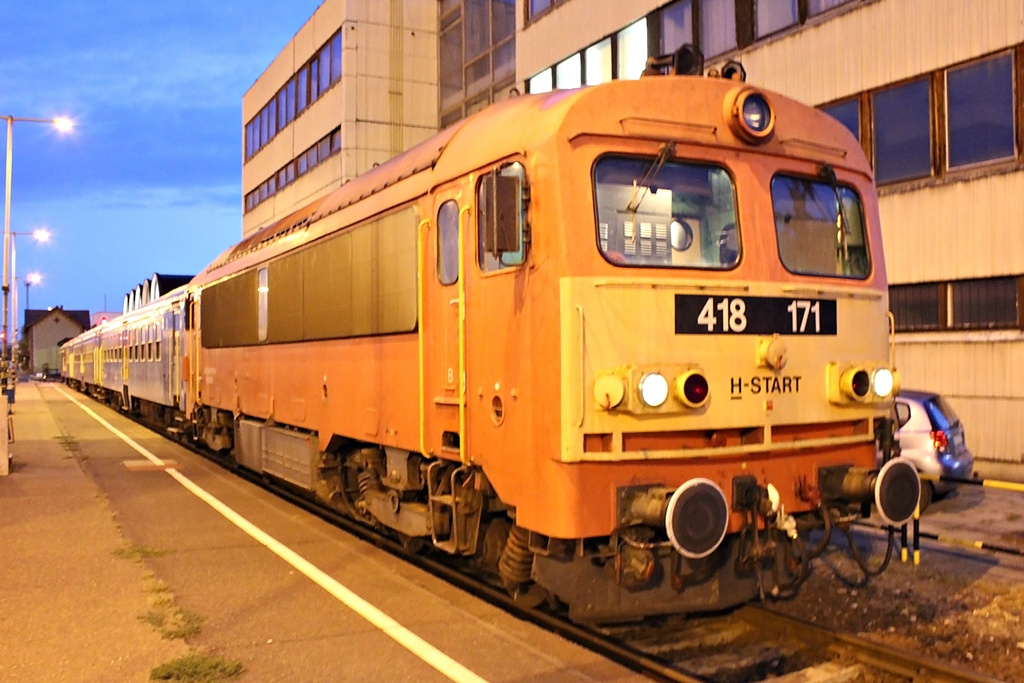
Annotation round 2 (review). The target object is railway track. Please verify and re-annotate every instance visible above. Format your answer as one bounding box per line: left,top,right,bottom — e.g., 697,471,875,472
118,401,998,683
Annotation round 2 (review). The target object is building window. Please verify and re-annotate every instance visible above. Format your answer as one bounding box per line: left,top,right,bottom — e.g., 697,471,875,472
660,0,693,53
700,0,737,57
946,51,1015,170
872,78,931,185
585,38,612,85
808,0,853,15
756,0,798,38
890,283,942,332
440,1,516,127
528,69,553,94
556,53,582,89
821,98,859,140
951,277,1018,330
617,18,648,81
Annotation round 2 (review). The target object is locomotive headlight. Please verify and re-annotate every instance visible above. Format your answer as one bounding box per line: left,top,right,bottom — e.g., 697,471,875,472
638,373,670,408
724,87,776,144
742,95,772,134
872,368,895,398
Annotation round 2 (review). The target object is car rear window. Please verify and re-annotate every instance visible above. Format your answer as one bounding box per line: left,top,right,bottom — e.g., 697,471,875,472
924,396,960,431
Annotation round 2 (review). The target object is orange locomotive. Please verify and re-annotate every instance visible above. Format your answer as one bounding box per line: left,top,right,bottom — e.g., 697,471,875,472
64,65,919,622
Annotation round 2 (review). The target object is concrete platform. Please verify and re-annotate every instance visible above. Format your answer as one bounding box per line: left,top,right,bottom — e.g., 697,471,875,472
0,382,645,682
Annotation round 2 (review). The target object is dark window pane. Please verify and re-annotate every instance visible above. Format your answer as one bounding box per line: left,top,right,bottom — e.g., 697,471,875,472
952,277,1018,329
890,283,941,331
319,45,331,93
947,52,1015,169
756,0,798,38
308,144,319,167
808,0,852,14
331,129,342,153
287,78,297,123
493,39,514,81
466,0,490,60
331,33,343,84
310,59,320,102
298,67,309,112
246,121,253,159
318,137,330,160
260,106,270,147
298,155,308,175
873,78,931,184
268,99,277,139
822,99,859,139
529,0,552,20
440,22,463,109
701,0,736,57
493,0,515,43
278,91,287,129
660,0,693,53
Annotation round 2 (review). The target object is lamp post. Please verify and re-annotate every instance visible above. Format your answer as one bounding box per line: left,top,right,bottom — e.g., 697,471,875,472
24,272,40,313
2,115,72,402
11,227,50,368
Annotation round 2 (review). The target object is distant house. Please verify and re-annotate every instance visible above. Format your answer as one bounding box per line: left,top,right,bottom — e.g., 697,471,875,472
23,307,91,376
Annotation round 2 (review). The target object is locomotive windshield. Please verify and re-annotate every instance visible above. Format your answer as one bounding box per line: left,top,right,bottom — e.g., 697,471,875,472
771,175,870,279
594,155,738,269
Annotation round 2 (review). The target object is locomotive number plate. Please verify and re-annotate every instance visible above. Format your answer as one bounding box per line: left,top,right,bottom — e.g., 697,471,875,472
674,295,837,335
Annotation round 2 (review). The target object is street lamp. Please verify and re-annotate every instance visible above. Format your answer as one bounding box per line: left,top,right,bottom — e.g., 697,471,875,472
11,227,51,345
2,115,73,401
23,272,41,312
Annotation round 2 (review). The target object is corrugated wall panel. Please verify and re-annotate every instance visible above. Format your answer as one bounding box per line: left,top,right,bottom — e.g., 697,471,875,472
880,171,1024,283
736,0,1024,106
897,336,1024,461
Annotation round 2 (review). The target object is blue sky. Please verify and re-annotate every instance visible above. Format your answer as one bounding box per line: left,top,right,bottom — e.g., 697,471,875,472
1,1,324,320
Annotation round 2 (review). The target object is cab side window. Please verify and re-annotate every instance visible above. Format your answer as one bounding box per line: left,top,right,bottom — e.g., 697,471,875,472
477,161,528,272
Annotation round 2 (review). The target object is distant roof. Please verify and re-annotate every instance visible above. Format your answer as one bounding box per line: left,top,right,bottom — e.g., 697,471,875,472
25,307,91,331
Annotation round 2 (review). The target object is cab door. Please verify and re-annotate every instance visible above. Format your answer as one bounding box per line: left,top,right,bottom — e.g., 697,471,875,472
421,187,466,461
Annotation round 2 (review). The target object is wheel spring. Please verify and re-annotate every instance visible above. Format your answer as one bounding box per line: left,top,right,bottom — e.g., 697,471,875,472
498,524,533,590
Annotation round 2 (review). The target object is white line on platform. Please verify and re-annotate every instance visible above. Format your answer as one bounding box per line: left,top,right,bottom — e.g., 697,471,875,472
57,387,489,683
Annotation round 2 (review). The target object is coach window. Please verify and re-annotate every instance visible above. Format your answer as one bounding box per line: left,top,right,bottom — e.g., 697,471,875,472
946,52,1015,170
478,162,528,272
872,78,931,185
771,174,869,279
594,155,738,269
438,200,460,285
258,267,269,342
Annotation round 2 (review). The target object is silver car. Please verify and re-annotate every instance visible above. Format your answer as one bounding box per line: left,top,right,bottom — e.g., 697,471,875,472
892,389,975,512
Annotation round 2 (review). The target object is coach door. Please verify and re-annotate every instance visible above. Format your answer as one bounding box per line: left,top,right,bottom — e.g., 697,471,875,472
421,189,465,462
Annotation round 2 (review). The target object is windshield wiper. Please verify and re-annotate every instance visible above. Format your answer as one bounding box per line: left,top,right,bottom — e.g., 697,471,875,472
625,141,675,213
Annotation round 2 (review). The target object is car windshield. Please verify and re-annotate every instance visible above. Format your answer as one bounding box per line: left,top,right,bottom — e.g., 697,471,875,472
593,155,738,269
925,396,961,431
771,175,870,279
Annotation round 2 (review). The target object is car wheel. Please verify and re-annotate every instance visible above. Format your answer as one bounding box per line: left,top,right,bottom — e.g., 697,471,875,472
918,481,934,514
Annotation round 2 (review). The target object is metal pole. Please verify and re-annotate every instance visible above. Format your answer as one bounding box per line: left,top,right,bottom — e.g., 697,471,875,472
3,116,12,399
11,235,16,377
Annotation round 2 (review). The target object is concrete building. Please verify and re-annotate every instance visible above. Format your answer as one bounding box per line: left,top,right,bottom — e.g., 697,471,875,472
253,0,1022,463
242,0,439,238
513,0,1024,463
23,308,90,376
